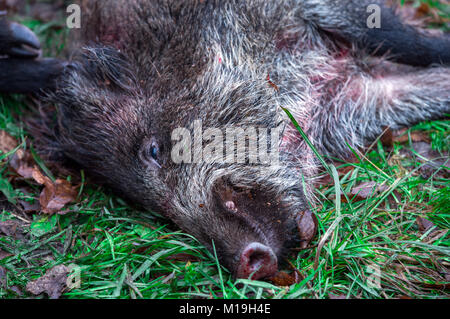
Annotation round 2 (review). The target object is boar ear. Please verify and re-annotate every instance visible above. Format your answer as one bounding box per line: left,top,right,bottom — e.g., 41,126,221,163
75,46,138,92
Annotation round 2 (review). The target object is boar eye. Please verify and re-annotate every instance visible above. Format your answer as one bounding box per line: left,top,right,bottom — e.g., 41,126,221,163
150,143,159,160
140,139,162,169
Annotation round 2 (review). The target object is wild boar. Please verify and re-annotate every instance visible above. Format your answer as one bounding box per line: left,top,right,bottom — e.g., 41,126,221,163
2,0,449,279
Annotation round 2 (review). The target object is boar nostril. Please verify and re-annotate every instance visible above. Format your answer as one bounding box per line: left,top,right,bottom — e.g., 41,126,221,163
224,200,238,212
237,242,278,280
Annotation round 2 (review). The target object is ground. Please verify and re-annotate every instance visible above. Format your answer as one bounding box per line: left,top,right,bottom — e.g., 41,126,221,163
0,0,449,299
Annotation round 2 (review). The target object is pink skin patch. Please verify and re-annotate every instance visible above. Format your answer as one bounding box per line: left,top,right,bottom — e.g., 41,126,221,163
225,200,238,213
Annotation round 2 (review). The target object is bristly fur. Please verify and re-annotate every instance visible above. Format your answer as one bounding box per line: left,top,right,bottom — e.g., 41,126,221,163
34,0,449,276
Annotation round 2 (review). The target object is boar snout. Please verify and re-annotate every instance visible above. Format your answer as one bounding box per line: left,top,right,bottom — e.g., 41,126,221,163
237,242,278,280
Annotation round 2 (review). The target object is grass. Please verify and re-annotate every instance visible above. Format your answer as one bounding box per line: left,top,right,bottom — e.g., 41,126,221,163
0,0,449,299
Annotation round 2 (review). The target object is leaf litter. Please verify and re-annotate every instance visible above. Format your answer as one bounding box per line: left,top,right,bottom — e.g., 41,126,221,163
0,130,78,215
0,130,78,298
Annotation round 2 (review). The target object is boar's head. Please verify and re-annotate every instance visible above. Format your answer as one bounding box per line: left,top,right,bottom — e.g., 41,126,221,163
49,46,318,280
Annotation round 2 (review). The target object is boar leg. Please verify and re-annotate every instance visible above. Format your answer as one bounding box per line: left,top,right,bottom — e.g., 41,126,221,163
0,58,66,94
300,0,450,66
310,67,450,157
0,18,66,93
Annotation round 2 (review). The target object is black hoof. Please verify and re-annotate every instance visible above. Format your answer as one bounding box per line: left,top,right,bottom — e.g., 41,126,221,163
0,18,41,58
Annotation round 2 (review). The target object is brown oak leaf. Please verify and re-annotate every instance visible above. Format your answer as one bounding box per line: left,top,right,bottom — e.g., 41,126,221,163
32,170,78,214
296,210,318,249
26,265,70,299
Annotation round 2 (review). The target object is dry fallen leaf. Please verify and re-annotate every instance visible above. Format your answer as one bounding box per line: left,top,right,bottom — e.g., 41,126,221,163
0,130,41,179
416,217,436,233
380,127,394,148
0,130,18,154
32,170,78,215
0,220,19,237
32,169,49,185
340,193,366,204
10,149,38,179
26,265,70,299
414,2,446,25
393,129,431,144
317,165,355,186
18,199,41,213
415,2,431,17
296,210,318,249
351,181,388,199
269,271,296,287
402,142,449,179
